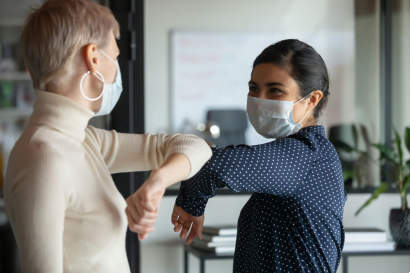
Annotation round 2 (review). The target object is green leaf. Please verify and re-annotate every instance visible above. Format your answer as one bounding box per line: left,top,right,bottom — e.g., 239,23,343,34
371,143,398,164
355,183,388,216
360,125,371,147
403,175,410,194
333,140,368,156
405,127,410,153
394,127,403,167
333,140,354,153
343,169,354,181
406,159,410,170
352,125,359,150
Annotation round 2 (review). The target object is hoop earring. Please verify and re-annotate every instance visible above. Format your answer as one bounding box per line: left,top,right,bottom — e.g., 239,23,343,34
80,71,105,101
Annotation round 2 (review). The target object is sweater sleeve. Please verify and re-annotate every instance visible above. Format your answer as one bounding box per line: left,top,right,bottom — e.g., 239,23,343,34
85,126,212,178
176,136,316,216
6,144,72,273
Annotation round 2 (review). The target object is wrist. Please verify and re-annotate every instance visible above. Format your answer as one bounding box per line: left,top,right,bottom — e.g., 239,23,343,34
149,169,169,187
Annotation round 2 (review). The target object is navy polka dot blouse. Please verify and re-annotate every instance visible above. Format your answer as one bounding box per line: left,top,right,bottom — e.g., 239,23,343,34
176,125,348,273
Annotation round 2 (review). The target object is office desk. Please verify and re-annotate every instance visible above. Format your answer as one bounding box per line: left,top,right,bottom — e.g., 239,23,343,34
184,244,410,273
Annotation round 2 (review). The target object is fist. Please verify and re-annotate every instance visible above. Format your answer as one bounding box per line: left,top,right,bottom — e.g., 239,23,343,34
125,172,166,240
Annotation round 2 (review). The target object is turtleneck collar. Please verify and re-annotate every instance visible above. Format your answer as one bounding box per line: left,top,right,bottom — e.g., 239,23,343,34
28,91,95,142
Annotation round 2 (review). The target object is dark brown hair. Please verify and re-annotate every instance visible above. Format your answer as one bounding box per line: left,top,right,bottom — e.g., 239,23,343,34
253,39,330,119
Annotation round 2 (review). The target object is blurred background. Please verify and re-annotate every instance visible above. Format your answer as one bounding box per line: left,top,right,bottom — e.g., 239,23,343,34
1,0,410,272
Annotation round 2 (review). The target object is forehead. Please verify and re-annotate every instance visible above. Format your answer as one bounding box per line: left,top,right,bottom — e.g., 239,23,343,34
108,32,119,50
251,63,298,88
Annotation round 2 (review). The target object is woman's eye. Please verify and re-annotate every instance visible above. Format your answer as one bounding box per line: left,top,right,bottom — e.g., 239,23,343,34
270,88,282,94
249,86,258,92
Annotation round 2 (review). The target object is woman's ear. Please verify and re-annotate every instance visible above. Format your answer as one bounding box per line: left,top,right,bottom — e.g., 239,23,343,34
83,44,99,74
307,90,323,111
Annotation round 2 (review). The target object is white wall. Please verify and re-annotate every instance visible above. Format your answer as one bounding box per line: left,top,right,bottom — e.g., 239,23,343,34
143,0,410,272
144,0,356,135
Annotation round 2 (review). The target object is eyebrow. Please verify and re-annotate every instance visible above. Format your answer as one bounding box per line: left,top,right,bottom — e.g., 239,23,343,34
248,81,287,88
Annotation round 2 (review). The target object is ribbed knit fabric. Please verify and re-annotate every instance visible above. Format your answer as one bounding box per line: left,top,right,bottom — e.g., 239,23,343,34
3,91,212,273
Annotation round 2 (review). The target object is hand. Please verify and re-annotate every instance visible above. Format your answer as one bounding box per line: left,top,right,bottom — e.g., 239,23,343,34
125,170,166,241
171,204,204,244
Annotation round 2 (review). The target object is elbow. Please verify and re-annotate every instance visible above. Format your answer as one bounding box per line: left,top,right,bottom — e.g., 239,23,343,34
191,134,213,161
179,135,212,179
201,138,213,161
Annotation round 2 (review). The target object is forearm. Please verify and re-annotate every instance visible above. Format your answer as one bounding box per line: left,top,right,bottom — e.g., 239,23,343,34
86,127,212,176
175,158,227,216
175,184,211,217
151,153,191,187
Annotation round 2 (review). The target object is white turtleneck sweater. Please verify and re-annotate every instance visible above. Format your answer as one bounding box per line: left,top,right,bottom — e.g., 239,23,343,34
3,91,212,273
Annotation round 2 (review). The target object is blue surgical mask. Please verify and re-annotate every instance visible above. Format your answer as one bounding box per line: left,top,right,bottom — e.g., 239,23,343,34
246,93,311,139
80,49,123,116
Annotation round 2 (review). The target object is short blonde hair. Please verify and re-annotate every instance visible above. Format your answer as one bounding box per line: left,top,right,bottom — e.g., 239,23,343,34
21,0,120,90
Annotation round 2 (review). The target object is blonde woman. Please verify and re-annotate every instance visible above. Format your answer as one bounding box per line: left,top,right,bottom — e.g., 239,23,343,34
3,0,212,272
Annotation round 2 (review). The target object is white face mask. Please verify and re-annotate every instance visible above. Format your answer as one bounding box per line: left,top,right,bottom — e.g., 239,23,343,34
80,50,123,116
246,93,311,139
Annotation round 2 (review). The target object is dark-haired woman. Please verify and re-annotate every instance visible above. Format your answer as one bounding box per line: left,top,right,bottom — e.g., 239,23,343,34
171,39,348,273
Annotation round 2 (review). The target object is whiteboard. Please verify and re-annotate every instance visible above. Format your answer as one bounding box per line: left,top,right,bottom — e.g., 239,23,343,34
171,30,355,145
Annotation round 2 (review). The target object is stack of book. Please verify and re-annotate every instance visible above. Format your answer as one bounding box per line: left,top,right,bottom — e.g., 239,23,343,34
192,226,237,254
343,227,396,252
191,226,396,253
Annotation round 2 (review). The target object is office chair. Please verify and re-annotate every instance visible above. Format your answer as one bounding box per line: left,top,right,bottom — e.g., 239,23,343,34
206,109,248,148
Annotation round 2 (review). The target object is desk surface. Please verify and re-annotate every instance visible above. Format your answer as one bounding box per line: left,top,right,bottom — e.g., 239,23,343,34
185,244,410,260
185,245,235,260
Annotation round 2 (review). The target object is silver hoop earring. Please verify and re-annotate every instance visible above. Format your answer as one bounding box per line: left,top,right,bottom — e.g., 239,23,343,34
80,71,105,101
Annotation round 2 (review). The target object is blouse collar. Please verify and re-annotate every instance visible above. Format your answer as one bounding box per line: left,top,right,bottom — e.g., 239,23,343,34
299,125,326,136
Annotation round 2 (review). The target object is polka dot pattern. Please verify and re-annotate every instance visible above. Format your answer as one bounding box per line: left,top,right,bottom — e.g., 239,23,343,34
176,125,348,272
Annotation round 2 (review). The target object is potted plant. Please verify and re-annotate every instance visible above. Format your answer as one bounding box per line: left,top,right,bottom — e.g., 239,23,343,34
331,124,373,188
340,127,410,246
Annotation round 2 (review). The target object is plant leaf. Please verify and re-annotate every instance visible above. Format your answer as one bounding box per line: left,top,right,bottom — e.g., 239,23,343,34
406,159,410,171
360,125,371,147
352,124,359,150
333,139,368,156
355,183,388,216
343,169,354,181
333,140,354,152
403,175,410,194
405,127,410,153
394,127,403,167
371,143,398,164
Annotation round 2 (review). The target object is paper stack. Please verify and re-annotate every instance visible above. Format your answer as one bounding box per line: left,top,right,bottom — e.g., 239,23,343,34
192,226,237,254
343,227,396,252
